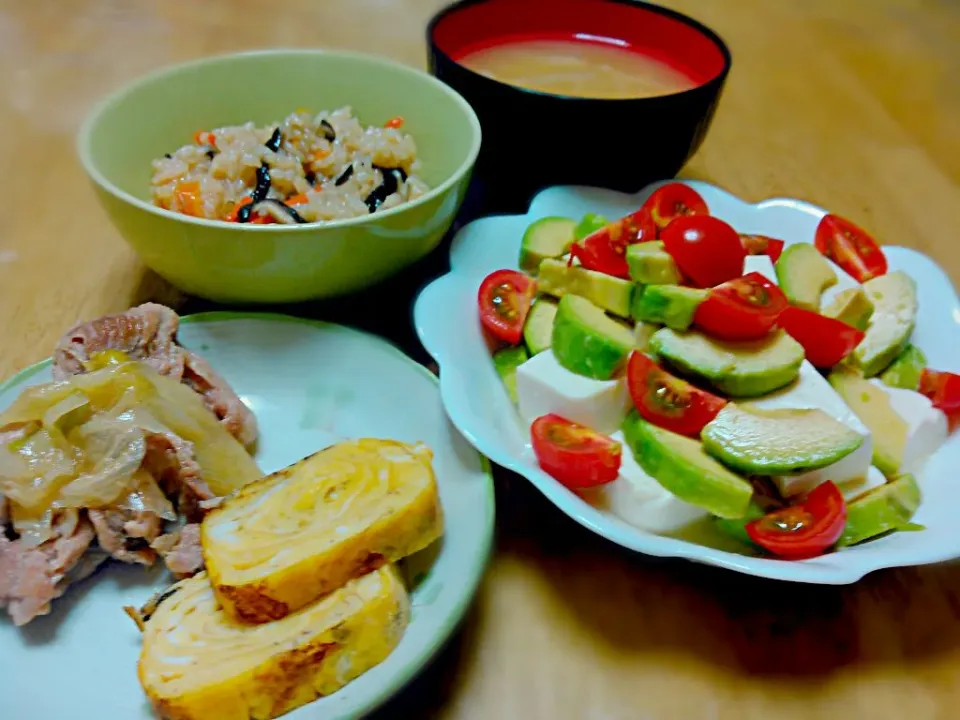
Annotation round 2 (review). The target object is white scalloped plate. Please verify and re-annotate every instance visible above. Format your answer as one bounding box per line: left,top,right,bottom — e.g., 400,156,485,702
414,180,960,584
0,314,494,719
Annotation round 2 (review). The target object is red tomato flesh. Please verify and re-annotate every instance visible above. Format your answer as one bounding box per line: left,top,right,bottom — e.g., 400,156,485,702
777,306,864,367
660,215,747,288
815,214,888,283
694,272,788,341
477,269,536,345
918,368,960,418
625,352,727,437
747,481,847,559
641,183,709,232
740,234,785,263
569,209,657,278
530,414,621,490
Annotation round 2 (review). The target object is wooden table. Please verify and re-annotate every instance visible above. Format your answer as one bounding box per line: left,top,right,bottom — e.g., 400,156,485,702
3,1,960,718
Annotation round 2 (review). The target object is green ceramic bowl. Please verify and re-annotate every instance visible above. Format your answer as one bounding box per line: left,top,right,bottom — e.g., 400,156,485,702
77,49,482,303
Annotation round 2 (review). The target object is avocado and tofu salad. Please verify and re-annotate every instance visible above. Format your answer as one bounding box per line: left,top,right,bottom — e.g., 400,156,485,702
477,183,960,559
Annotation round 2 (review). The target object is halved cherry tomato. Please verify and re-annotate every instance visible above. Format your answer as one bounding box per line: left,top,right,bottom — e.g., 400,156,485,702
814,214,887,283
694,272,788,341
777,306,864,367
740,234,785,263
530,414,621,490
747,481,847,559
568,209,656,278
641,183,709,232
477,269,536,345
626,352,727,437
918,368,960,418
660,215,746,288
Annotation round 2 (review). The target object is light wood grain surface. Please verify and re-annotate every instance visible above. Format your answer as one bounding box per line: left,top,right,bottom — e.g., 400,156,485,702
2,1,960,718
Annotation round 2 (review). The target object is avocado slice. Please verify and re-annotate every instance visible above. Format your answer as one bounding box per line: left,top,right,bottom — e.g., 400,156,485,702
828,367,908,476
537,258,634,318
523,298,558,355
837,473,921,547
701,403,863,475
626,242,682,285
574,213,608,241
650,328,804,397
822,287,874,331
852,271,918,377
631,285,706,330
775,244,837,311
621,412,753,519
878,344,927,391
714,502,766,546
519,217,576,274
552,295,635,380
493,346,529,404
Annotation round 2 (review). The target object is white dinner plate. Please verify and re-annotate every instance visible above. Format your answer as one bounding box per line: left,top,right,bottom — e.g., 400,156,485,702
414,180,960,584
0,313,495,719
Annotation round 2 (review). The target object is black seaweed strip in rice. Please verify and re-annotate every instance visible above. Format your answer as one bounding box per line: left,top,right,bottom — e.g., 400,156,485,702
258,199,308,224
237,163,272,223
364,166,407,212
334,164,354,186
320,120,336,142
265,127,282,152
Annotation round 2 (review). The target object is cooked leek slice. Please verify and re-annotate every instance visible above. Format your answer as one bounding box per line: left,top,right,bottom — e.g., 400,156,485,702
138,566,409,720
203,438,443,623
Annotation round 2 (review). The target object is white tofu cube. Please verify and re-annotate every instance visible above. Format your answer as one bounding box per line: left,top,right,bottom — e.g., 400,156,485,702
515,350,631,435
592,432,708,532
870,380,949,476
743,254,778,285
837,465,887,502
745,361,873,497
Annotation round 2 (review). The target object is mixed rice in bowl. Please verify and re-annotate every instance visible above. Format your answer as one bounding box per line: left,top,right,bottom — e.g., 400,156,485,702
151,107,430,225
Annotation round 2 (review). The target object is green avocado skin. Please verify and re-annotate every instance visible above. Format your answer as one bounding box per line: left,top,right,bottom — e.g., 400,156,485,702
492,346,529,404
551,297,632,380
714,503,766,546
650,329,804,398
631,285,705,330
621,411,753,520
837,474,921,547
878,344,927,391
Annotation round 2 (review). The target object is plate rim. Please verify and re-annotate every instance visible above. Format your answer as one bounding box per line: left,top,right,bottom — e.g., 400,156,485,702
0,311,496,719
413,180,960,585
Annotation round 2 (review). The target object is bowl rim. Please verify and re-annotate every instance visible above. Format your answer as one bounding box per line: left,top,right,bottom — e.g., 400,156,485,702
426,0,732,104
76,48,483,233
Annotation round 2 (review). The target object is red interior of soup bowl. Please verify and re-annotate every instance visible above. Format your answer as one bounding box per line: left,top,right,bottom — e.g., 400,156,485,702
432,0,728,88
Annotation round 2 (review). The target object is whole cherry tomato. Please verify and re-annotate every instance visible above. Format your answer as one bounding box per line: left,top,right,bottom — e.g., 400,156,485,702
660,215,746,288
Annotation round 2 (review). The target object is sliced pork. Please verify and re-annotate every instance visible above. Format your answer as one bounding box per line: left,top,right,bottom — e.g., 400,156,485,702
0,512,98,626
52,303,258,448
151,524,203,579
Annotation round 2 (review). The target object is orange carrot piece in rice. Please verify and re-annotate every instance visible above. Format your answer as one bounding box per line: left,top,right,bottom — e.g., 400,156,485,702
384,116,404,129
175,181,203,216
286,194,310,206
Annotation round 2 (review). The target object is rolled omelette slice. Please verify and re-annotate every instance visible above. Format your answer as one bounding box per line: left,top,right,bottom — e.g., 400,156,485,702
138,565,410,720
203,438,443,623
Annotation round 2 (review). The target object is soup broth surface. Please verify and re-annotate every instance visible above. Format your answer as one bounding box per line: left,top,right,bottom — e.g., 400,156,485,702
458,38,697,99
